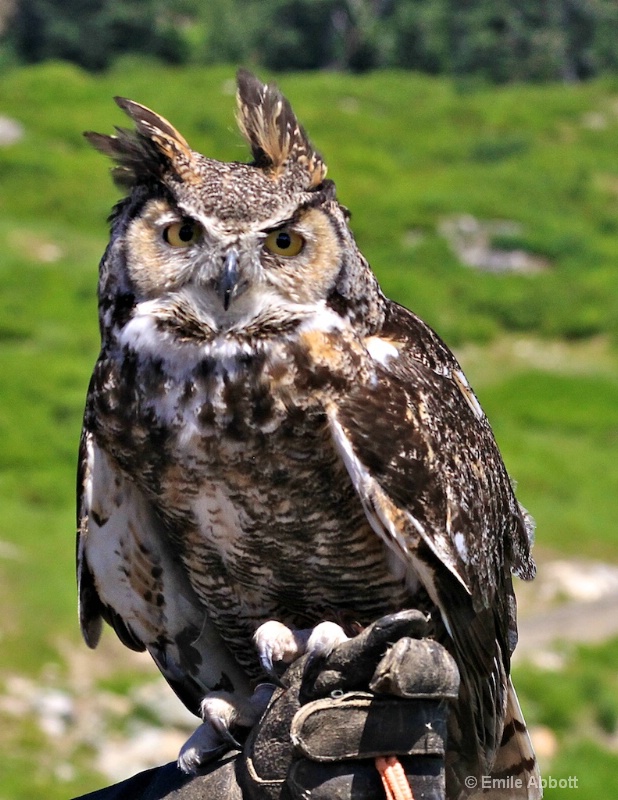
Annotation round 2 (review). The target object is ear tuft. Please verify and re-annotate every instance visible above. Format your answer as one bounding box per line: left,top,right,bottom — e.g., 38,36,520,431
236,69,326,187
84,98,198,189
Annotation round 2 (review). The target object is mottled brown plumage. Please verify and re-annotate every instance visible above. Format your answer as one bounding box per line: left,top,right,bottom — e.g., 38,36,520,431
78,71,540,797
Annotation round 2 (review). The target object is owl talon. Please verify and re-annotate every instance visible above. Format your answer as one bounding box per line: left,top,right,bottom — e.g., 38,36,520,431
306,621,349,661
254,620,312,680
178,721,230,774
199,683,276,753
180,676,301,773
208,716,243,750
180,686,277,772
302,621,350,678
259,651,289,688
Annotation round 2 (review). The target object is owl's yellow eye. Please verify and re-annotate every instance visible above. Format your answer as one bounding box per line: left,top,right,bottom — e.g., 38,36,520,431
264,228,304,257
163,219,202,247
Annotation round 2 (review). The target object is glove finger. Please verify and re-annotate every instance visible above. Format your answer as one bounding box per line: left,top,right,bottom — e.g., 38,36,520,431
370,637,460,699
301,609,429,700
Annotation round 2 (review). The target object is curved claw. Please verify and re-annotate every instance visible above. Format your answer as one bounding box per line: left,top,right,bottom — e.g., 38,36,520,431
209,715,243,750
254,620,309,686
301,649,324,683
178,722,231,775
300,621,350,682
259,650,289,688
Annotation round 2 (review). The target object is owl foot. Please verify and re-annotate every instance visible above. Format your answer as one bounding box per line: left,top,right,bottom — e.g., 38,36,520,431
253,620,311,683
178,683,276,774
178,721,229,774
254,619,349,680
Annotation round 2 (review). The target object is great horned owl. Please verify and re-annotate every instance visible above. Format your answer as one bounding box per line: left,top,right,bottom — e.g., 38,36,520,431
78,70,540,798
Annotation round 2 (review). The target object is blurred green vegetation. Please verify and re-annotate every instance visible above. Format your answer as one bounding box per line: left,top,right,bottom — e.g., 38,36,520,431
0,62,617,797
514,640,618,796
5,0,618,81
516,639,618,738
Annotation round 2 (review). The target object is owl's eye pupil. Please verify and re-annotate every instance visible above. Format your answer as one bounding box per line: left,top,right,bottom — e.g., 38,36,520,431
263,227,304,257
179,223,195,242
275,232,292,250
163,219,202,247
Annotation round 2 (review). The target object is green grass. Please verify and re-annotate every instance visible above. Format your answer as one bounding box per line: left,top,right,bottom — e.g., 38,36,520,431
549,741,618,797
516,639,618,737
478,369,618,560
0,715,100,800
1,61,618,796
514,639,618,797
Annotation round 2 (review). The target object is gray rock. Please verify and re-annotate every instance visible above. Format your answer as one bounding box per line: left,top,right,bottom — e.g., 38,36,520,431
0,116,24,146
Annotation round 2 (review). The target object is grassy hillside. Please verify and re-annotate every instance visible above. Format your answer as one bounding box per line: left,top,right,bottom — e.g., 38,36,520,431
0,62,617,797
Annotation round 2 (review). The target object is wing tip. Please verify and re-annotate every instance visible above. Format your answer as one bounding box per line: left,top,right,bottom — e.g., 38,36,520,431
80,609,103,649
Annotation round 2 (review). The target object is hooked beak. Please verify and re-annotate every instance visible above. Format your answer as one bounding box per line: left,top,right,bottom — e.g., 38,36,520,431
218,249,239,311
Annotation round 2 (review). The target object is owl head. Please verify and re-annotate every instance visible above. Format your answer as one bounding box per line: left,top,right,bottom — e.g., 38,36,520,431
86,70,383,339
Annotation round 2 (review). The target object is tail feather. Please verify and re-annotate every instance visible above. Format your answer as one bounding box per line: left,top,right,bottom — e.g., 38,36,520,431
472,679,542,799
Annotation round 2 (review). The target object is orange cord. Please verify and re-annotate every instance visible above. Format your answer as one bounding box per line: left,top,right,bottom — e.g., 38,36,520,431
375,755,414,800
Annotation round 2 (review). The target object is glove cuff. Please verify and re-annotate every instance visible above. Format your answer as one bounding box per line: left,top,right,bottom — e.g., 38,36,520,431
290,691,448,761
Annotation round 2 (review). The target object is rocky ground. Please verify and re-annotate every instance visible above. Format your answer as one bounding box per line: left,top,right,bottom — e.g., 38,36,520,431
438,214,550,274
516,558,618,662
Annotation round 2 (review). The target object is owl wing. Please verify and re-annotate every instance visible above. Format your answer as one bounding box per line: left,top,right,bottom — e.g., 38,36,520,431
76,427,251,714
326,301,537,786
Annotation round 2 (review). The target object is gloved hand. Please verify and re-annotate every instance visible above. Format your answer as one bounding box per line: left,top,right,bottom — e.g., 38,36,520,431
240,609,460,800
74,610,459,800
